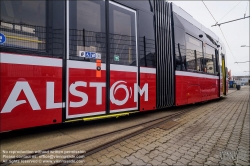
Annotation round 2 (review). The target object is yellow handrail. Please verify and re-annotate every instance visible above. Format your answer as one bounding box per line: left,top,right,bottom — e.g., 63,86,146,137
5,35,44,43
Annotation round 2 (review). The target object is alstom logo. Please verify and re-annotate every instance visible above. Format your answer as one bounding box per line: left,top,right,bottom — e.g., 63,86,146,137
0,81,148,113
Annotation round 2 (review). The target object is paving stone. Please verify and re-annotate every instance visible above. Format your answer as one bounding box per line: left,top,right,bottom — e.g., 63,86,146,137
183,144,193,149
172,151,184,158
206,157,221,164
126,155,138,163
84,159,100,165
83,156,94,163
168,154,180,161
137,143,147,149
182,154,194,161
219,160,235,166
104,151,117,158
148,152,158,159
111,149,123,155
147,159,163,166
156,146,165,152
119,151,130,158
122,147,134,154
188,161,201,165
186,151,196,157
113,162,123,165
151,150,161,155
189,148,200,154
204,160,218,166
158,152,170,159
137,148,149,155
106,146,116,152
179,146,190,152
112,155,123,163
154,155,165,162
144,145,156,152
192,157,205,164
196,154,208,160
133,151,144,159
131,159,147,166
236,159,250,166
178,157,190,165
173,161,186,166
159,144,169,149
129,145,142,151
96,155,109,162
117,158,131,165
99,159,116,165
140,155,151,163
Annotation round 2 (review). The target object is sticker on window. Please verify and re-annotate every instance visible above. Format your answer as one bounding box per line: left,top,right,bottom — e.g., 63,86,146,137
114,55,119,61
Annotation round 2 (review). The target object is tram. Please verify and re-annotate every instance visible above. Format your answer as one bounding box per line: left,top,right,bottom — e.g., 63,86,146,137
0,0,228,132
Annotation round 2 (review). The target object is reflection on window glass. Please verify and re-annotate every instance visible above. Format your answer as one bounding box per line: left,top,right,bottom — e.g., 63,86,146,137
205,44,215,74
69,0,106,62
109,2,136,66
185,34,203,71
0,0,46,50
175,43,186,71
140,37,155,67
139,11,155,68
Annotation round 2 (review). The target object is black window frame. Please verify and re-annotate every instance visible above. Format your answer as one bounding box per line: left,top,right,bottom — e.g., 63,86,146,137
204,43,218,75
185,33,203,73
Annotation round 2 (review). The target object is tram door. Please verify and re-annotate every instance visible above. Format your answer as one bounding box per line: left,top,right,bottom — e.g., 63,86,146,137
221,56,226,95
108,2,138,113
65,1,138,120
66,0,107,120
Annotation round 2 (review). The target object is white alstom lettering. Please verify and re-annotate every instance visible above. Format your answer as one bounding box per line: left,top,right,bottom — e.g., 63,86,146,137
134,83,148,102
69,81,88,107
46,82,64,109
89,82,106,105
1,80,150,113
110,81,129,106
1,81,41,113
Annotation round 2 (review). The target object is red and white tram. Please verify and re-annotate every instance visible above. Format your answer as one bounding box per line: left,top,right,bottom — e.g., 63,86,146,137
0,0,228,132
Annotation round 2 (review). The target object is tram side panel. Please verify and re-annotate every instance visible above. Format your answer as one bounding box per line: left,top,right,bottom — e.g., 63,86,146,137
140,67,156,111
67,61,107,118
0,53,63,132
172,7,221,105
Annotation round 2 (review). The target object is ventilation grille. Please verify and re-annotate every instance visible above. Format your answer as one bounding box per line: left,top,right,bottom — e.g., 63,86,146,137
153,0,175,108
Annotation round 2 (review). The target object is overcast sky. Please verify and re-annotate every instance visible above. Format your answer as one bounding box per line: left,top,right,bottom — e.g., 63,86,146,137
169,1,250,76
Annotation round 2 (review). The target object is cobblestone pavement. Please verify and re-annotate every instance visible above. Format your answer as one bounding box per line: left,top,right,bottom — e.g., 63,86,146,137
82,87,249,166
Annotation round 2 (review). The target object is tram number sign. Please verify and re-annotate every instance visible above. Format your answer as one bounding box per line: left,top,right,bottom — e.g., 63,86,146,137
85,52,96,58
79,51,101,59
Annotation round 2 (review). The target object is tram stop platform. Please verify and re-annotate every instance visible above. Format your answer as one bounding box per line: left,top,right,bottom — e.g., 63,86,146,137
83,87,249,166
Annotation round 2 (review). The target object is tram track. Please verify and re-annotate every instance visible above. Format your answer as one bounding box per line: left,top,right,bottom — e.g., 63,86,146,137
0,94,234,166
0,105,198,166
51,94,237,166
50,106,197,166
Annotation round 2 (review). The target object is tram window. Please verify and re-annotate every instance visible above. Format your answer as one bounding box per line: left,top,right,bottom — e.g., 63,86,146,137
139,11,155,68
175,43,186,71
69,0,106,62
185,34,203,71
0,0,46,51
205,44,216,74
109,3,137,66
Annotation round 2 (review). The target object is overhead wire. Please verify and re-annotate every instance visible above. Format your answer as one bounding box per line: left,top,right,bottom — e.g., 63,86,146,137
201,1,244,71
244,1,249,17
217,1,242,22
